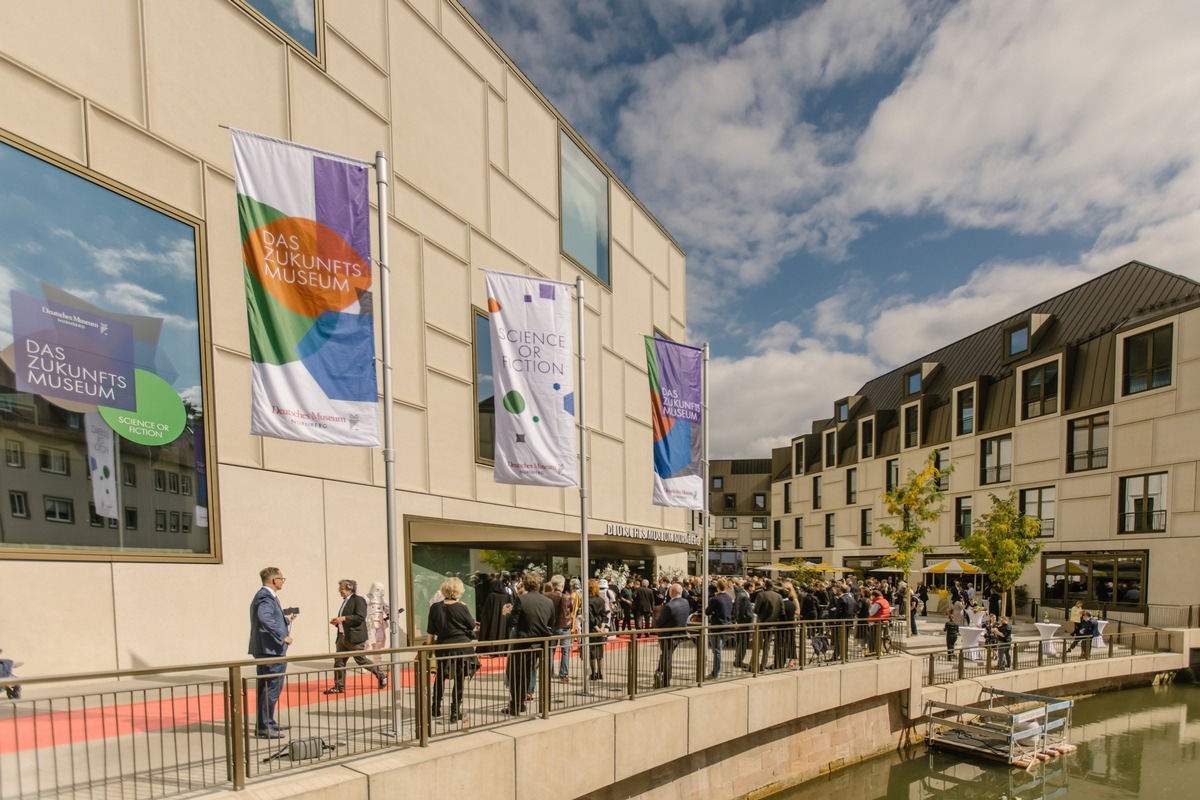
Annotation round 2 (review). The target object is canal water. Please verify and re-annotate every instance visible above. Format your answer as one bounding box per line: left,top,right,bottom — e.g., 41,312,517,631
772,683,1199,798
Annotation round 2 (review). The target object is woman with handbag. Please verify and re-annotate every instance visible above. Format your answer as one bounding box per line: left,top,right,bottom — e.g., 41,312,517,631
426,577,477,725
587,579,608,681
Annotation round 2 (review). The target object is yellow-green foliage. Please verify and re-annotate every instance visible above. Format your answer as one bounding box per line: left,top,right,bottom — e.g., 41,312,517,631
878,451,951,581
958,491,1043,596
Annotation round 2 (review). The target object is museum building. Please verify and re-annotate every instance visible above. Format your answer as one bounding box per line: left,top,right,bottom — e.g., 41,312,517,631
0,0,695,674
770,261,1200,612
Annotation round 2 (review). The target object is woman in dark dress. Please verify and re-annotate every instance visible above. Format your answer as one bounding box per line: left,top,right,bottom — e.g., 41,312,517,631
477,573,512,654
426,577,477,724
587,579,608,680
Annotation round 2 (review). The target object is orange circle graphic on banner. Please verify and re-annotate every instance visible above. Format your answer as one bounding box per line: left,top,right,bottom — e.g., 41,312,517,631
243,217,371,318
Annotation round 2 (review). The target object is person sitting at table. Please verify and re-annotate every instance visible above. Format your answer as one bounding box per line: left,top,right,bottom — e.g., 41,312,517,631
1073,611,1097,659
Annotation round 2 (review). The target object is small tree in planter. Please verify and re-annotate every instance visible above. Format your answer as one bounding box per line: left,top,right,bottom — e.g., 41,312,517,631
958,491,1042,617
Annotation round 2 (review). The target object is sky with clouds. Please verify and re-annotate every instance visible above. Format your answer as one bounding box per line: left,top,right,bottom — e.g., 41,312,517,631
462,0,1200,459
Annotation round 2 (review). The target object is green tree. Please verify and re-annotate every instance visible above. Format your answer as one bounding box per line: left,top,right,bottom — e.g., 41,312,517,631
878,451,951,589
958,491,1043,617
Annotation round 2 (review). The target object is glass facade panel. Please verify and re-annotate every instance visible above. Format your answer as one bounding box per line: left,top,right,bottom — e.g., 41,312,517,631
560,131,610,283
0,139,210,556
474,312,494,462
1043,551,1146,607
242,0,318,55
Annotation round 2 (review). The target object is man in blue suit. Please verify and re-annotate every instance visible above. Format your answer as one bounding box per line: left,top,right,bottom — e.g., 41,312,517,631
249,567,294,738
654,583,692,687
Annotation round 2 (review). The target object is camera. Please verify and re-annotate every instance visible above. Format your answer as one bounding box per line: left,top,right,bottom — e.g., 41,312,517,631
283,606,300,616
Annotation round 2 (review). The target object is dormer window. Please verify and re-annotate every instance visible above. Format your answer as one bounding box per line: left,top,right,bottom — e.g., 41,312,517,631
1021,359,1059,419
1006,324,1029,357
835,400,849,422
824,430,836,468
905,370,921,396
792,440,804,476
903,403,920,449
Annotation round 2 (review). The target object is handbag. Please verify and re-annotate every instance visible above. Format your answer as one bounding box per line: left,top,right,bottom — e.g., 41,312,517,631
465,655,482,677
261,736,334,763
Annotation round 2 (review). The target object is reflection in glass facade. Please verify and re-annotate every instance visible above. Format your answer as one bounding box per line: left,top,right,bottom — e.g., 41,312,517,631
244,0,318,55
0,140,210,556
474,311,494,462
560,131,610,283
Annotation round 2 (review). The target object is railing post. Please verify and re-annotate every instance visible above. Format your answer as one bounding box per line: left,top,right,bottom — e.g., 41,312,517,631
985,645,993,675
415,649,430,746
628,632,638,699
957,648,965,680
540,638,552,719
838,621,848,664
874,622,882,659
228,665,246,791
751,624,761,675
798,621,807,670
697,625,707,686
927,654,935,686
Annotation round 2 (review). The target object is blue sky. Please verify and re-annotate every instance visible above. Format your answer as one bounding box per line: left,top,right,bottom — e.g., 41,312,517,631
463,0,1200,458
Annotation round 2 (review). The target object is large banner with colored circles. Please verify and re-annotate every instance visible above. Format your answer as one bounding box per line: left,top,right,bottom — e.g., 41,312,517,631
231,129,379,446
646,336,703,509
485,271,577,487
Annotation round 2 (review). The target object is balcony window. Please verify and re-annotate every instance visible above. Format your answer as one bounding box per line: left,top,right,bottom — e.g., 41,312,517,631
903,404,919,448
980,435,1012,484
860,419,874,459
1120,473,1167,533
824,514,835,548
793,442,804,476
752,517,767,530
783,483,792,514
955,497,973,540
956,387,974,436
812,476,822,510
1122,324,1172,395
934,448,950,491
860,508,873,546
751,539,768,552
1068,413,1109,472
722,517,737,530
886,459,899,492
793,518,803,549
1022,361,1059,419
846,468,857,504
824,430,836,468
724,493,736,510
773,520,781,550
1020,487,1056,537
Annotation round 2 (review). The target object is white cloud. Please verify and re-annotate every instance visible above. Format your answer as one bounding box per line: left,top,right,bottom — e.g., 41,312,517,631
51,229,196,280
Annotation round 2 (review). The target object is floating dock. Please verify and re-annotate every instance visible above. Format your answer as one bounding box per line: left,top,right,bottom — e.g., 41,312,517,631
925,688,1075,766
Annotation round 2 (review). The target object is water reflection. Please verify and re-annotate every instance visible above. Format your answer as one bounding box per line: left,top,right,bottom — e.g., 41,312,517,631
772,685,1199,798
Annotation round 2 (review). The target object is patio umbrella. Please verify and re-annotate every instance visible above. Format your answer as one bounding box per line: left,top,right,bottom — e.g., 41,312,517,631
806,561,851,573
754,563,798,572
869,566,906,574
1045,561,1088,575
923,558,981,574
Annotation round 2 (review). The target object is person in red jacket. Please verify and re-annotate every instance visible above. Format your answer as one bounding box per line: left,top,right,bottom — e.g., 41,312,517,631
866,590,891,655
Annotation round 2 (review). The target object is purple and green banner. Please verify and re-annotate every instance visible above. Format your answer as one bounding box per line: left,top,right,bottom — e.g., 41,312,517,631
646,336,703,509
231,129,379,446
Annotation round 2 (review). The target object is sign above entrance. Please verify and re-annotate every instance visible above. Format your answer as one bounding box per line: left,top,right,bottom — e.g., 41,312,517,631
602,522,700,547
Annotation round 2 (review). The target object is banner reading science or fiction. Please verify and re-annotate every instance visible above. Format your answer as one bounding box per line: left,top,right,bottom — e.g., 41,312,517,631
646,336,704,509
485,271,577,487
231,129,379,446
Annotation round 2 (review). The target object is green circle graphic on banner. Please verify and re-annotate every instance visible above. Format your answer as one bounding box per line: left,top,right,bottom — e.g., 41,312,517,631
98,369,187,446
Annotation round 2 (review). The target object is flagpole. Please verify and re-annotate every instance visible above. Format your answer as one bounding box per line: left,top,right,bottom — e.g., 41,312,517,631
575,276,591,692
701,342,710,679
375,151,400,737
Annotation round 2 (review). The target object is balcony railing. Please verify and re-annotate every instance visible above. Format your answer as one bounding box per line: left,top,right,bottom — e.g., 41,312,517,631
1120,510,1166,533
981,464,1011,484
1068,447,1108,472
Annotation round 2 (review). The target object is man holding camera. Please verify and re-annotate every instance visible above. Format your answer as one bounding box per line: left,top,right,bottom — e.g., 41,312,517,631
249,567,295,738
325,579,389,694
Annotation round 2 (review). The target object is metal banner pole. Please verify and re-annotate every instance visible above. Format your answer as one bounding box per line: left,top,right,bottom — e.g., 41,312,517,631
576,277,591,693
701,343,710,678
375,151,401,737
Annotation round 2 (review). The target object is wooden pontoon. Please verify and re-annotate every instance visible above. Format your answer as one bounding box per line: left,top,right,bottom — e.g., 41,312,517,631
925,688,1075,766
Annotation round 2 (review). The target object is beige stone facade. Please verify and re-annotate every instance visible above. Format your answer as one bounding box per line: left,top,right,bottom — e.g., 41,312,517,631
771,263,1200,611
0,0,688,673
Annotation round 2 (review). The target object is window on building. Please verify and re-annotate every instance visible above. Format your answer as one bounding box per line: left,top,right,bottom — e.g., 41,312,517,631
1043,551,1146,606
1068,413,1109,472
860,508,873,546
773,520,781,550
39,447,69,475
5,440,23,468
124,507,138,531
88,503,105,527
824,514,835,548
1006,323,1029,357
238,0,319,57
473,311,495,462
860,419,874,459
846,468,857,504
181,475,192,496
712,476,724,490
43,497,74,524
155,510,167,532
724,493,737,510
824,430,836,468
1022,361,1059,419
934,448,949,491
886,459,899,492
182,513,192,534
121,463,136,487
793,518,802,549
1123,324,1172,395
783,483,792,514
956,387,975,436
1120,473,1167,533
752,517,767,530
812,476,822,510
751,539,768,552
753,493,766,509
1020,487,1055,537
560,131,610,283
154,469,167,492
793,442,804,476
905,370,921,396
169,511,181,533
9,491,29,519
980,435,1012,484
721,538,738,549
722,517,737,530
903,404,920,448
168,473,179,494
836,400,849,422
955,497,973,540
1,137,210,557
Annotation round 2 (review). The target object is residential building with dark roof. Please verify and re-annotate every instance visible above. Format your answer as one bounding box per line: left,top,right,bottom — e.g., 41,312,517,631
770,260,1200,614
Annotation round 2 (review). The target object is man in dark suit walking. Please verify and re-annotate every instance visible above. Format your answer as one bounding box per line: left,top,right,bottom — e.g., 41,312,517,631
249,566,294,739
633,579,657,633
753,580,784,670
325,579,388,694
654,583,692,687
502,573,555,715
